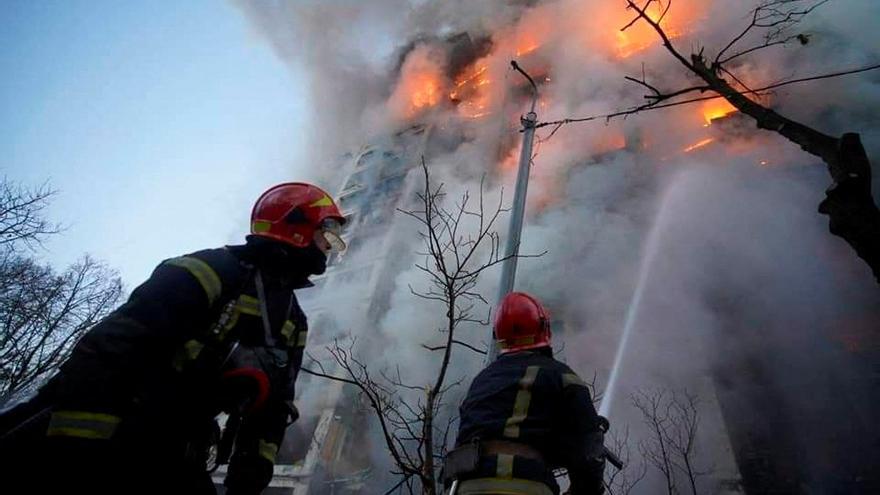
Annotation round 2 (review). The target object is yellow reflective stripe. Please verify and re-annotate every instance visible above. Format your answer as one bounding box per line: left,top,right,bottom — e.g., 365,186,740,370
309,195,333,207
503,366,540,438
183,339,204,360
296,330,308,347
214,294,259,342
236,294,261,316
172,339,206,371
281,320,296,343
457,478,554,495
47,411,121,440
165,256,222,304
49,411,120,423
45,427,112,440
511,336,535,346
252,220,272,233
258,440,279,463
496,454,514,479
498,335,536,349
562,373,587,388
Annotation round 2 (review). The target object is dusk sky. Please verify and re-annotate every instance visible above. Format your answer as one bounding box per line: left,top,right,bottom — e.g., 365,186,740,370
2,1,317,289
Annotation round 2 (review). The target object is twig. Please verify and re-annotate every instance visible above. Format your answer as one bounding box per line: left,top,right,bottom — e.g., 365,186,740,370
421,339,488,355
535,63,880,130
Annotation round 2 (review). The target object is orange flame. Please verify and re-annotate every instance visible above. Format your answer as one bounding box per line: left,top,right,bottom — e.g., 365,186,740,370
615,2,686,58
508,6,553,58
410,73,442,112
701,99,738,125
683,138,715,153
593,132,627,154
388,46,446,119
450,62,493,119
572,0,704,59
515,32,542,57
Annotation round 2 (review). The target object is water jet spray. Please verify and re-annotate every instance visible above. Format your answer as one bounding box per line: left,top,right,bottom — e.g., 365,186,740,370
598,178,678,418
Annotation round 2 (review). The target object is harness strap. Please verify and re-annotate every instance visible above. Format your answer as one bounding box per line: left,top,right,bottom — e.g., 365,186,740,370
254,270,296,348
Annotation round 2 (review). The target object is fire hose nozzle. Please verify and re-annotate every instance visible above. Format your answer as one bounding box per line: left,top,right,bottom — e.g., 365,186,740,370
596,415,624,470
604,446,624,470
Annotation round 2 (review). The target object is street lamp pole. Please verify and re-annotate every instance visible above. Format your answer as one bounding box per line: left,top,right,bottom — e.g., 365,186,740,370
486,61,539,363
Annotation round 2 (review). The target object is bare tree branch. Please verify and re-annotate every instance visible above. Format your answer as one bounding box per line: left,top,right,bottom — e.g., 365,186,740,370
0,180,62,251
632,388,712,495
316,159,548,493
536,63,880,131
716,0,830,65
0,254,122,401
421,339,488,356
604,425,647,495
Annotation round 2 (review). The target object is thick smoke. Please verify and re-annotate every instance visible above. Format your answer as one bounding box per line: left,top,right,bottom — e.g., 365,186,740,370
235,0,879,492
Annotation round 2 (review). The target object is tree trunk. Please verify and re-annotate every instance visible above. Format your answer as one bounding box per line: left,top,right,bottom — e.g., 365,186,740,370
689,56,880,282
423,388,437,495
817,133,880,282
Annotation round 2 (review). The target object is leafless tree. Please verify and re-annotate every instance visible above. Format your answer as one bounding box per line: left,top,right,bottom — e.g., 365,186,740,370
631,388,711,495
0,254,123,400
0,179,61,250
0,178,123,402
539,0,880,281
604,425,648,495
304,161,543,494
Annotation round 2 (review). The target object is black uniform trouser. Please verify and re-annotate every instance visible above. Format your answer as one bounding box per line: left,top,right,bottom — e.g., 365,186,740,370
1,414,216,495
41,437,216,494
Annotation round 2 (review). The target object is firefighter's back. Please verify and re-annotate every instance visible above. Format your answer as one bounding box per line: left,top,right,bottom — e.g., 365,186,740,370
452,349,578,495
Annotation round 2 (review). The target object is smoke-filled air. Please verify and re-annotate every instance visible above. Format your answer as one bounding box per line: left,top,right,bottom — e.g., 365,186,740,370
235,1,878,493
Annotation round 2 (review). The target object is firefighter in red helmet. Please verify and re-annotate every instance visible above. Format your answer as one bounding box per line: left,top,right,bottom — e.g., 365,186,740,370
444,292,607,495
0,183,346,494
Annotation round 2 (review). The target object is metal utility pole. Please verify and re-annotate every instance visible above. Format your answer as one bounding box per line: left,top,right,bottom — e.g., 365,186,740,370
486,61,539,362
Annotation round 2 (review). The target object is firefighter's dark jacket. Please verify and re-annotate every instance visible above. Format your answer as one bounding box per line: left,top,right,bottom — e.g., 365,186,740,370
454,349,606,495
0,241,314,493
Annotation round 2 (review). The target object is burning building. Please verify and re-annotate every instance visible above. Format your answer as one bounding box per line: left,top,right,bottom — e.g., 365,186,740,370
233,1,880,493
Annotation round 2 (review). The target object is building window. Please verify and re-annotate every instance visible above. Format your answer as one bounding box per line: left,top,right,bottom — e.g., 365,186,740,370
343,169,371,192
355,149,378,169
338,189,366,211
380,153,405,179
343,211,358,230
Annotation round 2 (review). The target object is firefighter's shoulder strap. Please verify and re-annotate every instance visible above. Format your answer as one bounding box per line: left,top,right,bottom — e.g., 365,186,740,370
253,269,295,348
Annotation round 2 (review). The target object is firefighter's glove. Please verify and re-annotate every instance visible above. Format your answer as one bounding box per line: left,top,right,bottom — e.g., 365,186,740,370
224,455,274,495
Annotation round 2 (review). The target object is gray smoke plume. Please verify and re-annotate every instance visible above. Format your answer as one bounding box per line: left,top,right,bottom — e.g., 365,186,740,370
235,0,879,492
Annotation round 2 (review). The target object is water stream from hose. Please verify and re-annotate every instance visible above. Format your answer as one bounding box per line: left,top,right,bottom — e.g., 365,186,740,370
598,179,678,418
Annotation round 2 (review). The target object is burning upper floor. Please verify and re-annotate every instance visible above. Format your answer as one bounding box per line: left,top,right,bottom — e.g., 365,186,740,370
386,0,710,122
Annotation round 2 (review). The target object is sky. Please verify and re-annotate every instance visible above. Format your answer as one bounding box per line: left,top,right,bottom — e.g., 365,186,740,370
1,0,314,289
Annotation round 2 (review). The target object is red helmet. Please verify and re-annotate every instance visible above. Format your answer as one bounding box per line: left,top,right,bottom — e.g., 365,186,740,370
494,292,551,354
251,183,346,250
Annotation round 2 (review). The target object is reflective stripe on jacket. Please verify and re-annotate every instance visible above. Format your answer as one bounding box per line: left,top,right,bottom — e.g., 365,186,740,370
22,245,312,493
454,349,605,495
